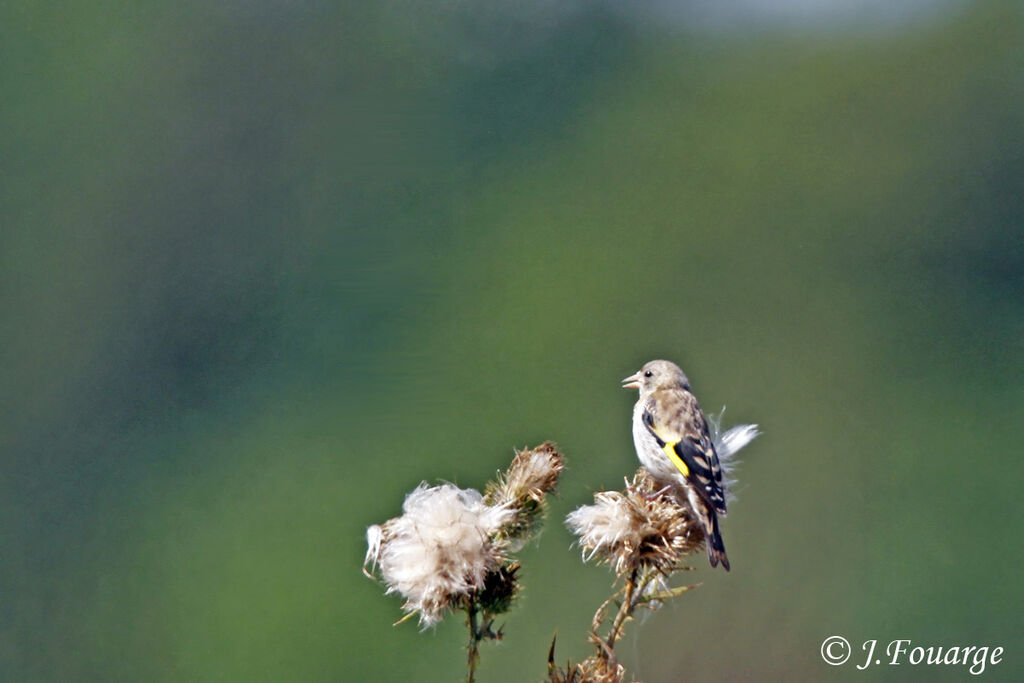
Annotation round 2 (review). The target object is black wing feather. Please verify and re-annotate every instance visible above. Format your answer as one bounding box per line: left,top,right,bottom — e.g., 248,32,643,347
674,436,727,514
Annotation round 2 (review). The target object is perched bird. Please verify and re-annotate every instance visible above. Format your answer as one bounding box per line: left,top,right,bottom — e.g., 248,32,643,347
622,360,731,571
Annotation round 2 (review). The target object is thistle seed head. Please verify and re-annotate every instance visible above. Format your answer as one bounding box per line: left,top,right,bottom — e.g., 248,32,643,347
364,484,514,626
566,468,704,576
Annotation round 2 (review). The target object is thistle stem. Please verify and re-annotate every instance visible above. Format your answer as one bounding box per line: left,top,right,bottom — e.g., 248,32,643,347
466,601,481,683
605,567,640,650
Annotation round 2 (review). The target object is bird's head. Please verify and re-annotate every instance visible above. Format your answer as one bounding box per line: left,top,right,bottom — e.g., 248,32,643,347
622,359,691,395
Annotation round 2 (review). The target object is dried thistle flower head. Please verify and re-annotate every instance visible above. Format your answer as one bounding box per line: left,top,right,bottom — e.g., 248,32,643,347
485,441,565,549
364,484,514,626
488,441,564,505
547,634,631,683
364,443,564,628
547,658,628,683
566,468,703,576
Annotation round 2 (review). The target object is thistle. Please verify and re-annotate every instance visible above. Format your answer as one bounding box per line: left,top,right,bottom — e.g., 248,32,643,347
553,416,759,682
364,442,564,682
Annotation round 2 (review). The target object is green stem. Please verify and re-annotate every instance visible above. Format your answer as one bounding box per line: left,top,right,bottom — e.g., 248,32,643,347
466,602,480,683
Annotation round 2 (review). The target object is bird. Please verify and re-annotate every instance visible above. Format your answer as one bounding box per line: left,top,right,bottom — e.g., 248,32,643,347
622,359,730,571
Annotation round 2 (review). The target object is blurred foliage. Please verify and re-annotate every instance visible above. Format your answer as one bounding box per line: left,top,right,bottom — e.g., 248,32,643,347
2,1,1022,681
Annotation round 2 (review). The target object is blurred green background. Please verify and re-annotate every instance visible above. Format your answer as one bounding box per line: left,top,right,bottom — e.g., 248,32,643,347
2,1,1022,681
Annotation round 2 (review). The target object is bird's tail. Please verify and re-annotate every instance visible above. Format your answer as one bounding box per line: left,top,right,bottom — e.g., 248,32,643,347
704,510,730,572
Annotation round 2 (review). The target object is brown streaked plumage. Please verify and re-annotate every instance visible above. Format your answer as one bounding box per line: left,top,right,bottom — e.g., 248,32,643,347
622,359,730,570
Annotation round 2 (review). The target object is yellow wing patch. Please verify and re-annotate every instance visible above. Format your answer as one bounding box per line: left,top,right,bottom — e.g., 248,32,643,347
661,441,689,477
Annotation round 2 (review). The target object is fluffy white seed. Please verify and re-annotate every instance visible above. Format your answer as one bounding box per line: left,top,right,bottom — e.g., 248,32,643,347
368,483,514,626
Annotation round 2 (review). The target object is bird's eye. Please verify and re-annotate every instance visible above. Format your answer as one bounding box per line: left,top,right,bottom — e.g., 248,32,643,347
644,370,653,378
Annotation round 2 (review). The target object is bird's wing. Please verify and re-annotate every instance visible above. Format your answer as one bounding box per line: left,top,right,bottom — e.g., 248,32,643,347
642,391,727,514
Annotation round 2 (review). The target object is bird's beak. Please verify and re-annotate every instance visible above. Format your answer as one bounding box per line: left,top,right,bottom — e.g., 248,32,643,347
621,372,641,390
